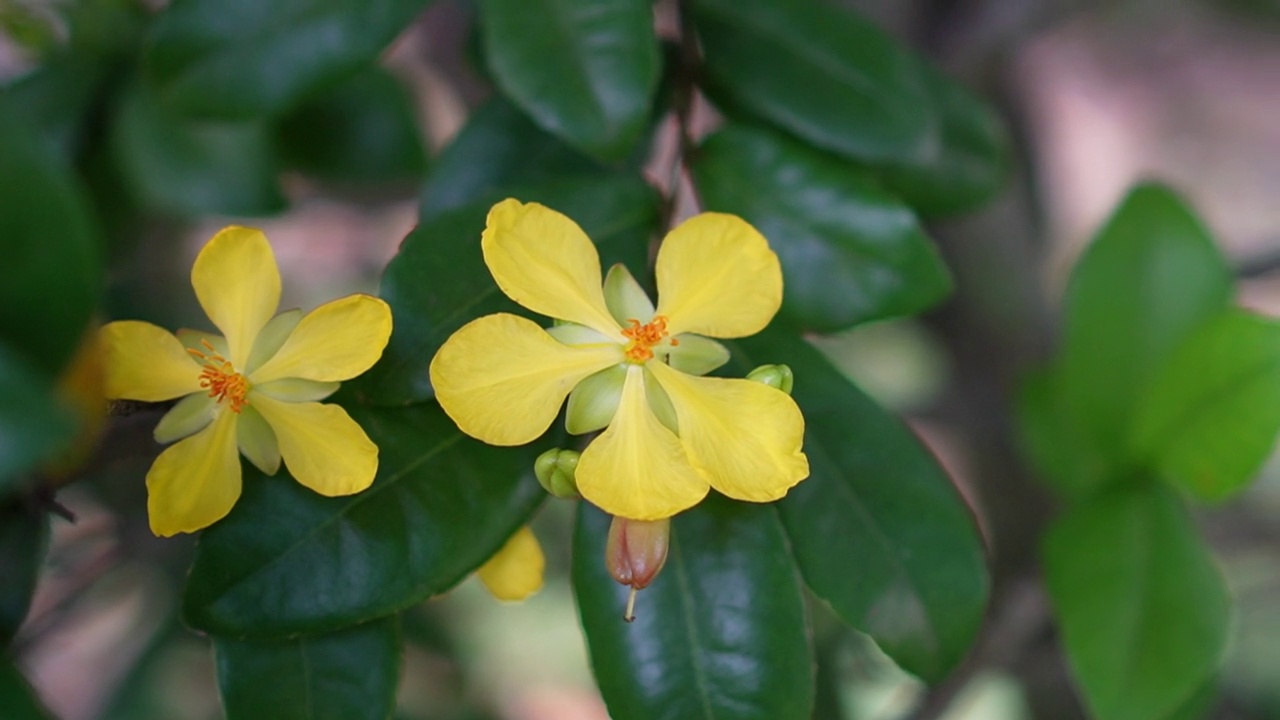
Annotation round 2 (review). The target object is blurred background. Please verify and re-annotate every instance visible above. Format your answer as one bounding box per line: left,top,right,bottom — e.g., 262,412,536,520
2,0,1279,718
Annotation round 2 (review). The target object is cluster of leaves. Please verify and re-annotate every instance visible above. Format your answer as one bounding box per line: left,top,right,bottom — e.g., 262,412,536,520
1,0,1012,717
1020,185,1280,720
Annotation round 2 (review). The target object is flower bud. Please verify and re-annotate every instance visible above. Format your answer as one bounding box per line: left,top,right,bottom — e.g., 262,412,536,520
534,448,581,498
746,363,794,395
606,516,671,622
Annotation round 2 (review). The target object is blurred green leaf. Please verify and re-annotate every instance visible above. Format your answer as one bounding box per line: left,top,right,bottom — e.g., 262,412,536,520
183,403,546,638
109,79,286,217
0,501,49,645
1131,310,1280,501
1044,484,1229,720
692,0,931,164
0,346,74,495
277,67,427,187
216,616,401,720
143,0,432,120
478,0,659,160
573,497,813,720
1017,369,1112,499
356,178,657,406
1060,184,1232,464
692,123,950,332
0,106,100,374
0,662,50,720
420,98,621,218
1,53,113,161
729,330,988,681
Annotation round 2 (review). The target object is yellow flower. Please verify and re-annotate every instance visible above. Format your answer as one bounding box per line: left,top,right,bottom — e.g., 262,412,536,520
476,525,546,602
429,199,809,520
101,227,393,537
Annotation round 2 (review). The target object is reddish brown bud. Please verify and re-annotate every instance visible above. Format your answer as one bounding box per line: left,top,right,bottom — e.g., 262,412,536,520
605,516,671,622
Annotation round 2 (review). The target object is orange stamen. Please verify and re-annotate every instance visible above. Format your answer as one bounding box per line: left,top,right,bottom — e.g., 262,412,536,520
622,316,671,363
186,340,249,413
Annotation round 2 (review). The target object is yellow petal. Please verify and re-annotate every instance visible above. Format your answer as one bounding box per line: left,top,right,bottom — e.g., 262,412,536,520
101,321,202,401
250,394,378,497
430,313,623,446
245,308,303,374
577,366,709,520
648,362,808,503
253,378,340,402
175,328,229,362
191,226,281,369
654,213,783,338
482,199,620,336
476,526,546,602
146,409,241,536
249,296,390,384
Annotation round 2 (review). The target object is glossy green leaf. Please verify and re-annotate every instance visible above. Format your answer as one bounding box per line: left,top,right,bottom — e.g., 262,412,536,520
109,79,285,217
573,497,813,720
183,403,547,638
419,98,618,218
692,124,950,332
692,0,932,164
478,0,659,160
0,347,75,495
277,67,427,187
355,177,657,406
216,616,401,720
1044,484,1230,720
0,662,50,720
1131,310,1280,501
1016,369,1112,499
729,330,988,681
0,106,99,374
0,502,49,645
143,0,432,120
1060,184,1232,463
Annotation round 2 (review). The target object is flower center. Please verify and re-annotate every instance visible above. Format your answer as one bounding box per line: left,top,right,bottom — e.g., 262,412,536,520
187,340,250,413
621,316,679,363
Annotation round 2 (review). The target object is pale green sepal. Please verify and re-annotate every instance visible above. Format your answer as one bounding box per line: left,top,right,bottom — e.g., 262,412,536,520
245,309,303,374
664,334,730,376
603,263,655,326
175,329,229,363
236,404,281,475
566,364,627,434
154,393,218,443
535,448,581,498
643,366,679,434
746,363,795,395
547,323,615,347
252,378,341,402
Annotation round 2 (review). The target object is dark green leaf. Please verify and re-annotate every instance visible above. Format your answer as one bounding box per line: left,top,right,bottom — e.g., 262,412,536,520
1016,369,1113,499
0,106,100,374
0,662,50,720
0,347,75,495
1044,484,1230,720
183,403,547,637
1,53,114,161
277,67,427,187
729,329,988,681
1131,310,1280,501
419,98,619,218
573,497,813,720
692,0,932,164
692,124,950,332
1060,183,1232,463
143,0,432,120
356,177,657,406
109,79,285,217
0,501,49,645
216,616,401,720
479,0,659,160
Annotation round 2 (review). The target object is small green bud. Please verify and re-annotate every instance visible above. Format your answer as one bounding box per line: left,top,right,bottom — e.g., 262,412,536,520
606,516,671,622
746,364,794,395
534,448,581,498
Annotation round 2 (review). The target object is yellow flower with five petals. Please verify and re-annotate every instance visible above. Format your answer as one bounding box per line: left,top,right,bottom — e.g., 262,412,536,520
101,227,392,536
430,199,809,520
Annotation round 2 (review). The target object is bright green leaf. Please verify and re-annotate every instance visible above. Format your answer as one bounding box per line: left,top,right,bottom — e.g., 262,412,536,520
1044,484,1230,720
573,497,813,720
478,0,659,160
1132,310,1280,501
143,0,432,119
183,403,547,638
729,330,988,681
0,502,49,646
216,616,401,720
692,123,951,332
1016,369,1113,499
355,178,657,406
1060,183,1232,463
